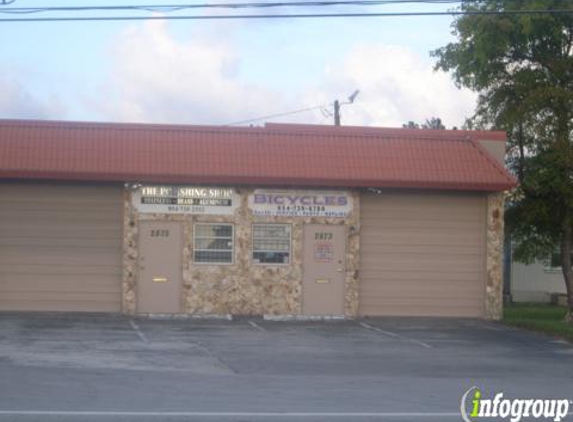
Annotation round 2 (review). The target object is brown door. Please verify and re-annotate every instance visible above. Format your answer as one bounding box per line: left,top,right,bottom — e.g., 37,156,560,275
302,225,346,316
0,183,123,312
359,192,486,317
138,221,182,313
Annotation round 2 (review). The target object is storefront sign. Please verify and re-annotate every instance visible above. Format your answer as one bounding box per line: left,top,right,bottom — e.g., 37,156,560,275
133,186,237,215
248,189,352,218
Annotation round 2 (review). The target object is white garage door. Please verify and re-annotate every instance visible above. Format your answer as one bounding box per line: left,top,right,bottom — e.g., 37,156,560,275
360,191,486,317
0,183,123,312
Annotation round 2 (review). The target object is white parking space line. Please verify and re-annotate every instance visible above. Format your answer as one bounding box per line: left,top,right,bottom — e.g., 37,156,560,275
0,411,461,418
359,322,432,349
359,322,401,339
474,324,507,332
248,320,266,332
128,319,149,343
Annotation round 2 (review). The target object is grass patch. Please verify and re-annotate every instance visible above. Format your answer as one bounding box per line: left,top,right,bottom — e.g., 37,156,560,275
504,303,573,342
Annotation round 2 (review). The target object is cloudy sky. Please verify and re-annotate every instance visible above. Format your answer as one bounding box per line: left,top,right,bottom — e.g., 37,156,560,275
0,0,476,128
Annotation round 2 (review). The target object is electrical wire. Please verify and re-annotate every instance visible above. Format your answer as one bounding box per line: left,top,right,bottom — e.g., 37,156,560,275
0,0,571,21
224,103,332,126
0,0,572,16
0,9,572,22
0,1,467,14
6,0,573,13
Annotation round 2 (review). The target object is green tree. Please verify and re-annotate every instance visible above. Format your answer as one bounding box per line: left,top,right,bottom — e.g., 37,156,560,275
403,121,420,129
432,0,573,321
422,117,446,130
402,117,446,129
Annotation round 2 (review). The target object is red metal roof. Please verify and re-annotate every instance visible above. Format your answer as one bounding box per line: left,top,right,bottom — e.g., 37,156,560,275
265,123,508,142
0,119,516,191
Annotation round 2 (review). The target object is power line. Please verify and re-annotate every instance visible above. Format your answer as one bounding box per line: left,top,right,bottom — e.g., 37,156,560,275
0,0,467,14
5,0,573,14
226,90,358,126
0,9,572,22
224,103,332,126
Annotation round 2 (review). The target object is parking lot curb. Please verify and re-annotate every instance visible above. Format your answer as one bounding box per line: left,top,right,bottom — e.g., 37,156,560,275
263,314,349,321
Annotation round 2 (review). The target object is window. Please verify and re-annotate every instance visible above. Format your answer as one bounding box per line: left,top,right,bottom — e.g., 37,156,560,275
194,224,234,264
547,247,573,271
252,224,291,264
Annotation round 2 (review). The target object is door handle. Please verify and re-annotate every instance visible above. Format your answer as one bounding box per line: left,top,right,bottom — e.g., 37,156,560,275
337,268,344,273
153,277,168,283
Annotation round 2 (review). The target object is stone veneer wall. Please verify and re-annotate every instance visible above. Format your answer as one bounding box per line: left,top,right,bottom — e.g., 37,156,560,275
122,187,361,316
485,192,505,320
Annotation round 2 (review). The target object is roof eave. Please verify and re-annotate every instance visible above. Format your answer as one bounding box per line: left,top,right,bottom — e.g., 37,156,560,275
0,170,517,192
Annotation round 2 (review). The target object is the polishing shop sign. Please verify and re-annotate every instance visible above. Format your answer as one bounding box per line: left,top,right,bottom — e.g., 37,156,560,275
133,186,238,215
248,189,352,218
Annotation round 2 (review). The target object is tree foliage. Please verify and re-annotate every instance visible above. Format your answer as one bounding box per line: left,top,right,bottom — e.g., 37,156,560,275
402,117,446,129
432,0,573,319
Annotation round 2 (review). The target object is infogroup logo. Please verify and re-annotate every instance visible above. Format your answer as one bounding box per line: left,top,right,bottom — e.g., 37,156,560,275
461,387,572,422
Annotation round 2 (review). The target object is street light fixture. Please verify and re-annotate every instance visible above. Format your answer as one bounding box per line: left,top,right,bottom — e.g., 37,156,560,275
334,89,360,126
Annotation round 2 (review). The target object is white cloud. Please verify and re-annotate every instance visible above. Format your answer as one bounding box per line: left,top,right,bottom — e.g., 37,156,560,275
315,44,478,128
96,20,281,125
95,22,476,128
0,76,64,120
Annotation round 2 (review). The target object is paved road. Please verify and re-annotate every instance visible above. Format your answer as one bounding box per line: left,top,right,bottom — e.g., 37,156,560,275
0,313,572,421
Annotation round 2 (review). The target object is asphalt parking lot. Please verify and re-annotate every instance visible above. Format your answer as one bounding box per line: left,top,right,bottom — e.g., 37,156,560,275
0,313,572,422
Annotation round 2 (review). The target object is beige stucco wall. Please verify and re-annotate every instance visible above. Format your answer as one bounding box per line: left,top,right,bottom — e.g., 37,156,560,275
123,187,360,316
478,140,506,165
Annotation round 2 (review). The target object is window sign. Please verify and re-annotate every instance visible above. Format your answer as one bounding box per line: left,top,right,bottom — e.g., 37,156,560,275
248,189,352,218
133,186,237,215
314,241,335,263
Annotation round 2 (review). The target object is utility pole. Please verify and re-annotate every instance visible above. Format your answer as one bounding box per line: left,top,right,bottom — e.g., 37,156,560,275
332,90,359,126
334,100,341,126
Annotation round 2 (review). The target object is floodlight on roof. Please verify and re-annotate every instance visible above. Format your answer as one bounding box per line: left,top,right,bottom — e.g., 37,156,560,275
348,90,360,104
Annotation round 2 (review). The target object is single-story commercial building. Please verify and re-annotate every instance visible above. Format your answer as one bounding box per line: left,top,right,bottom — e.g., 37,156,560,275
0,120,515,319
